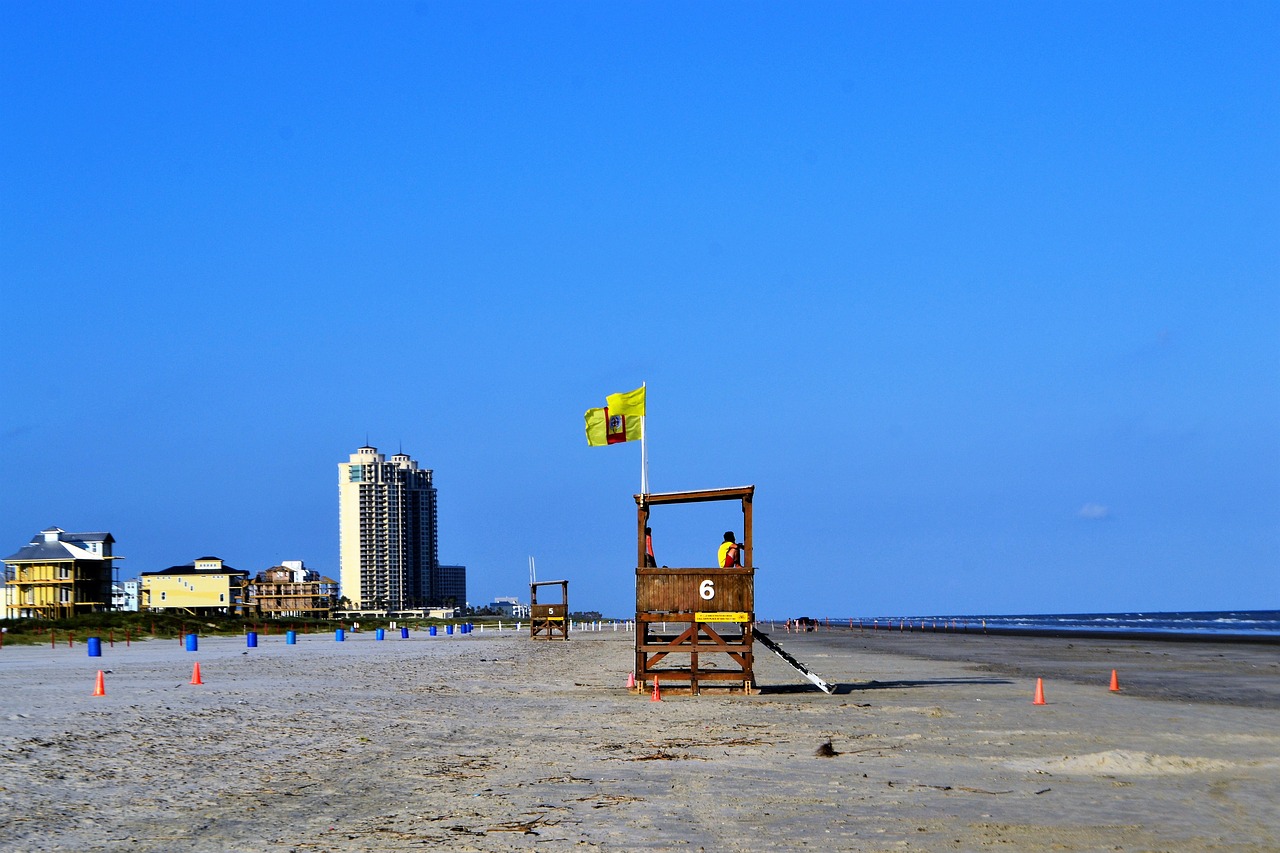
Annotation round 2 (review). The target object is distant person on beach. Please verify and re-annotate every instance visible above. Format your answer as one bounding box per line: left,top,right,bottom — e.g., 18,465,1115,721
718,531,742,567
644,527,657,567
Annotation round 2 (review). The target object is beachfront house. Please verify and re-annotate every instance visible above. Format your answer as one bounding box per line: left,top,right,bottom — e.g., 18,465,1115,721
489,596,530,619
140,557,249,617
3,528,118,620
246,561,337,618
111,580,140,611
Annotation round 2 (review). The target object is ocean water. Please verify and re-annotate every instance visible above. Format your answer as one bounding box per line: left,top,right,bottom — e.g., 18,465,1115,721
834,610,1280,640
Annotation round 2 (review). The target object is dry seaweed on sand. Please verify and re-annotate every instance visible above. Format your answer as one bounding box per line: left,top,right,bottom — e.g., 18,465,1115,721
815,740,840,757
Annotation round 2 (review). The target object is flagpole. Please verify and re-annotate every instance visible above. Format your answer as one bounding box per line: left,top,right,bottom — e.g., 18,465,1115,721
640,381,648,496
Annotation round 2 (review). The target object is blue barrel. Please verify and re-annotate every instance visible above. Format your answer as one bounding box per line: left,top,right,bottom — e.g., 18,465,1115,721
185,634,198,652
400,627,409,639
429,625,437,636
375,628,385,641
87,637,102,657
335,628,345,642
446,624,454,635
286,630,297,645
246,631,258,648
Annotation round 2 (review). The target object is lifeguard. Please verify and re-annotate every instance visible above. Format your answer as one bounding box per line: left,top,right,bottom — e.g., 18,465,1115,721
718,531,742,567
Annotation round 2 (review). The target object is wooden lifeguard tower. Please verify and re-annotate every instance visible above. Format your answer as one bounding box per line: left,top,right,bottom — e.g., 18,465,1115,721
530,579,569,640
634,486,755,695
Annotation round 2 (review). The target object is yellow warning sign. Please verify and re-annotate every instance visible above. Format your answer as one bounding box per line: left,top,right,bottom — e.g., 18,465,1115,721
695,611,749,623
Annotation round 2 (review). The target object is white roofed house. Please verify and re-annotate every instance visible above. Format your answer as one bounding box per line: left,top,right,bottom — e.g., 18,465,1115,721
490,596,529,619
3,528,118,620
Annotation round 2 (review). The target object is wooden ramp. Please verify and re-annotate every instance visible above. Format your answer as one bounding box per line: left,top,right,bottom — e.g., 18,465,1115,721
755,631,835,694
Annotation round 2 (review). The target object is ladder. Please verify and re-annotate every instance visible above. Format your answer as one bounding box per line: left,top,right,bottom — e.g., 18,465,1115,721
754,630,835,694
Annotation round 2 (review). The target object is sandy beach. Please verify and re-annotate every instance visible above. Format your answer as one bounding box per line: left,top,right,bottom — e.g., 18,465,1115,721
1,626,1277,852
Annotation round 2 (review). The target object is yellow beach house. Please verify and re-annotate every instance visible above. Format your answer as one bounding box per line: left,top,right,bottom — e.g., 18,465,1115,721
3,527,117,619
140,557,249,616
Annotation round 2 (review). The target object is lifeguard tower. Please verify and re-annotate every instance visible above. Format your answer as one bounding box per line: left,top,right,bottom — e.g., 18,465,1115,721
529,579,569,640
633,486,756,694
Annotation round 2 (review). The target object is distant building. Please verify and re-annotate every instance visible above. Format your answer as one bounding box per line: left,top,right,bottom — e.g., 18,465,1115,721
140,557,249,616
338,445,464,610
436,564,468,610
490,596,529,619
3,528,117,619
283,560,340,601
112,580,140,612
316,574,339,601
246,561,335,618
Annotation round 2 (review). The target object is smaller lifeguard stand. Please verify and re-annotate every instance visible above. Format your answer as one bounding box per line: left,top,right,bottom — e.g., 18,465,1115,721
530,580,569,640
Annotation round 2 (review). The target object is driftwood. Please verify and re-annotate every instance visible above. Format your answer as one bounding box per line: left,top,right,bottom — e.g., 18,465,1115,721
484,813,560,834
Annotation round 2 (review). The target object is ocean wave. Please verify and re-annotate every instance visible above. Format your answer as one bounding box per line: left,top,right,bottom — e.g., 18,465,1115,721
801,610,1280,638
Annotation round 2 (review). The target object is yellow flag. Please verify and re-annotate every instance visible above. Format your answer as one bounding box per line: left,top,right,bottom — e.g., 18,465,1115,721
585,406,642,446
584,408,608,447
606,385,646,417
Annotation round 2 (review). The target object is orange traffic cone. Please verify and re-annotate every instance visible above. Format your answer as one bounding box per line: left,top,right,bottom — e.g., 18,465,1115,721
1109,669,1120,692
93,670,106,697
650,676,661,702
1032,677,1046,705
627,671,636,690
190,662,204,685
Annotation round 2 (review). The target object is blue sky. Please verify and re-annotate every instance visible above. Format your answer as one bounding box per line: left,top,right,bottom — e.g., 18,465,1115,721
2,2,1276,619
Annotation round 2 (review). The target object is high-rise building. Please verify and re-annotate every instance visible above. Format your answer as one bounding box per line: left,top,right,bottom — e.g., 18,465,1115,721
435,564,468,609
338,445,459,610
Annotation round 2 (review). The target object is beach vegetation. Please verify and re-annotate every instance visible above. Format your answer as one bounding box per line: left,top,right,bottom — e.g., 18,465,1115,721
0,610,535,646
